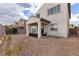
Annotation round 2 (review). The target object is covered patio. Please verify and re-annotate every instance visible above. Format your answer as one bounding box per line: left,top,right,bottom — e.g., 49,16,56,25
26,16,50,38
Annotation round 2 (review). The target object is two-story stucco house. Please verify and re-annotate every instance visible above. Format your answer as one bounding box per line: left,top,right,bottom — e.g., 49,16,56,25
17,19,27,34
14,18,27,34
26,3,71,38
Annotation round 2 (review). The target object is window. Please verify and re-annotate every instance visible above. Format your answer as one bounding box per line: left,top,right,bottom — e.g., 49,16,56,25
31,26,37,33
32,28,36,33
48,5,60,15
56,5,60,12
48,9,52,15
36,13,40,17
51,23,58,30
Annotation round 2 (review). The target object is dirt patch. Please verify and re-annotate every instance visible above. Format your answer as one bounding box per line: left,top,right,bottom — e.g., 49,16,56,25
1,34,79,56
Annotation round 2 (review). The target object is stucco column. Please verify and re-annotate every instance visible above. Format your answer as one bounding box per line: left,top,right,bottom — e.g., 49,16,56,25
26,23,29,36
38,20,41,38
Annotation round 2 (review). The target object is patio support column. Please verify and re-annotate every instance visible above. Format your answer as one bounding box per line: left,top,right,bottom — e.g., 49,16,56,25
38,20,41,38
26,23,29,36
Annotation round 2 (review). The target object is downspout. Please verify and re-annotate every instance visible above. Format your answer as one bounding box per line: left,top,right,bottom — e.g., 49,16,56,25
67,3,71,37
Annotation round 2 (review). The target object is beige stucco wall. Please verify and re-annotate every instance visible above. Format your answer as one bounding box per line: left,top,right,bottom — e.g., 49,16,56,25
36,3,69,37
27,17,40,24
17,25,26,34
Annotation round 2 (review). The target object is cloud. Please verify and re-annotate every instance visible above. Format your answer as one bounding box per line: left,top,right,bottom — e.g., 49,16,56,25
0,14,20,25
23,10,34,16
71,3,75,5
0,3,22,25
17,3,32,8
19,12,29,20
19,3,43,19
0,3,43,25
70,13,79,26
70,3,79,26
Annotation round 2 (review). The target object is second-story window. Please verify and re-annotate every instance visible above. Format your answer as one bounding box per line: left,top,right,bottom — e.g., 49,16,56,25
48,5,60,15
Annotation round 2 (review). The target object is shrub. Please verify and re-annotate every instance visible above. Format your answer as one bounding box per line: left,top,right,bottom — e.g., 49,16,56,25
5,47,14,56
2,35,12,56
4,41,26,56
5,35,11,41
6,26,17,34
3,35,27,56
14,42,26,55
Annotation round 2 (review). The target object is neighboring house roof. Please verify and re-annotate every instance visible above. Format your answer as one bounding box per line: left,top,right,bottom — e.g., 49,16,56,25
17,18,27,28
0,24,5,27
13,18,27,28
19,18,27,22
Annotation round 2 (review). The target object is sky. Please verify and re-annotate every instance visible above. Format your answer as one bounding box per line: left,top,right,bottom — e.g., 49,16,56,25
0,3,43,25
0,3,79,25
70,3,79,26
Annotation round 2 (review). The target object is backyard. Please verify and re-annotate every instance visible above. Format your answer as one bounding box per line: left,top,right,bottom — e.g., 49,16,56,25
0,34,79,56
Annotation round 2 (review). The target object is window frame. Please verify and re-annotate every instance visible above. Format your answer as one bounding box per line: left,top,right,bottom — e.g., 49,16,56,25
31,26,37,34
47,5,60,16
50,23,58,31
